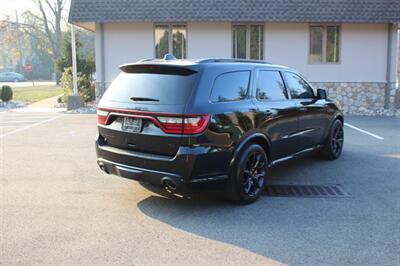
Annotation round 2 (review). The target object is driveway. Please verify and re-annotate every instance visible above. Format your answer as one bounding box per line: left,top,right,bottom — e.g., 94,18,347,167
1,112,399,265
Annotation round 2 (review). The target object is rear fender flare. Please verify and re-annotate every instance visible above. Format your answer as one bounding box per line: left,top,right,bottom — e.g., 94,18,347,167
229,133,271,169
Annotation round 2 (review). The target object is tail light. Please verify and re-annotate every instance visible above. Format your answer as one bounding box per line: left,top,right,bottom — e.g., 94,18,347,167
157,115,209,134
97,109,109,125
96,108,209,135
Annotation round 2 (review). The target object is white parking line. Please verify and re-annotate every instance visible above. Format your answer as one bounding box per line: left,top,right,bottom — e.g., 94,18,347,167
0,125,25,128
0,120,55,124
344,122,384,140
0,116,56,119
0,114,66,138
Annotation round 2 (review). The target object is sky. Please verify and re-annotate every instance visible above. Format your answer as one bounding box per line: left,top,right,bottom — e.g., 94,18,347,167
0,0,71,20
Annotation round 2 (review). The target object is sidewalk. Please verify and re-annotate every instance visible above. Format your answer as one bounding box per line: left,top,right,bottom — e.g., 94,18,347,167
27,95,59,108
21,95,66,112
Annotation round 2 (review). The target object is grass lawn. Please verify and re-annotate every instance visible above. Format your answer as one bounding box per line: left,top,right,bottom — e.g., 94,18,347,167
11,85,63,103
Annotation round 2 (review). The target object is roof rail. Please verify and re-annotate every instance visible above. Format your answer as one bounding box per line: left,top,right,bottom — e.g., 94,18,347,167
163,54,177,60
196,58,272,64
138,58,155,62
138,54,177,63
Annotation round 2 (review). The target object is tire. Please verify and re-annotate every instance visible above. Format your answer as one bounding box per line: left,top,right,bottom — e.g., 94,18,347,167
226,143,268,204
319,119,344,160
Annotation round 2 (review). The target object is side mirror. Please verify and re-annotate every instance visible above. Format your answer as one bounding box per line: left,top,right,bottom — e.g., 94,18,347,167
317,88,327,100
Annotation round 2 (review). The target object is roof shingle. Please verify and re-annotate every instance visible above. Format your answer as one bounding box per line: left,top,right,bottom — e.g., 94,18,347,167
69,0,400,24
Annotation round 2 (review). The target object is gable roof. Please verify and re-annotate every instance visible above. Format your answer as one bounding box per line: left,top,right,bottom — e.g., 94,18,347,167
69,0,400,26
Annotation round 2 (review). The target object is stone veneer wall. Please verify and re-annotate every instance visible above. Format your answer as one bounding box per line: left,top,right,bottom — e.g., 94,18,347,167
310,82,400,116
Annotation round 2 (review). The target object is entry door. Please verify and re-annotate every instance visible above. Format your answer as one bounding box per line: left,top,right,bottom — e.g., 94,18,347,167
253,70,299,161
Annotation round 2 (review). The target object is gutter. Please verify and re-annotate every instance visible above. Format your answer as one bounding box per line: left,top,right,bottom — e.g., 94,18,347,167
384,23,394,109
95,22,106,101
100,23,105,92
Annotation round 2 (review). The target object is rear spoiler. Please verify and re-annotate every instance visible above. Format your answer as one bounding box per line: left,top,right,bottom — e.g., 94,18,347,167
119,64,197,76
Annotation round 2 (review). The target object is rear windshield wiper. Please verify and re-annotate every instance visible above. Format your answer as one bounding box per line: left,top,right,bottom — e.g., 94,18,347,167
130,97,160,102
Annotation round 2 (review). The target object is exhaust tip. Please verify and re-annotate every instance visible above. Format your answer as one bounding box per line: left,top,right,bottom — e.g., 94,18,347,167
163,179,177,193
98,161,109,174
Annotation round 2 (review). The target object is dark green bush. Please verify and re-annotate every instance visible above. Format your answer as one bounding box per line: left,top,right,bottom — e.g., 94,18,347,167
1,85,13,102
60,67,95,103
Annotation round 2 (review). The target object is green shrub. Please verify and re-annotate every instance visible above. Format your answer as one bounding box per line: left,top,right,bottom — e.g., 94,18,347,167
1,85,13,102
60,67,95,103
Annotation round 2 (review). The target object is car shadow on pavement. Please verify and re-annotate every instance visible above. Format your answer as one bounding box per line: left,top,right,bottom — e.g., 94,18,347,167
135,156,345,264
135,148,400,265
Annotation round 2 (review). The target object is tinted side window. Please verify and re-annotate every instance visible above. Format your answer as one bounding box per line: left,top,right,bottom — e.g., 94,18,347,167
256,71,288,100
210,71,250,102
283,72,314,99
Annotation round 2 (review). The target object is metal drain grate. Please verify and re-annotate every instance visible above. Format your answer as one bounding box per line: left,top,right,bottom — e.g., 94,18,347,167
265,184,350,198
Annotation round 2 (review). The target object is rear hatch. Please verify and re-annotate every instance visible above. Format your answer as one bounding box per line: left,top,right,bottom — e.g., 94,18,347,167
97,63,206,157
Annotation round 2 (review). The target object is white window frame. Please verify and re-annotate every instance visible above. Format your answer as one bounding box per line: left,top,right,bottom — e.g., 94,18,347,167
308,24,341,64
154,23,187,59
232,23,265,60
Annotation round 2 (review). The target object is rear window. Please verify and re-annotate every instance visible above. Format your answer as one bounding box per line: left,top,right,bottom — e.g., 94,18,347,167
102,66,198,105
210,71,250,102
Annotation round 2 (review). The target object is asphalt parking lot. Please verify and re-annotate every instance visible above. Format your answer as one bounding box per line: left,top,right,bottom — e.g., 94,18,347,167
1,111,399,265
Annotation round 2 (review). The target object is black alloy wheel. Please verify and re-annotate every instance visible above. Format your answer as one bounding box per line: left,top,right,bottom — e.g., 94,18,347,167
320,119,344,160
227,143,268,204
331,121,344,157
242,152,266,197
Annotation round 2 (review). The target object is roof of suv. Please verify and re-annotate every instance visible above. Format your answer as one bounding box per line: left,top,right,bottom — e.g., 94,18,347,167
120,58,291,71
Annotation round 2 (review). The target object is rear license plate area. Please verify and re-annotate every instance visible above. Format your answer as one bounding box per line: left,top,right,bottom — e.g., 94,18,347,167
122,117,142,133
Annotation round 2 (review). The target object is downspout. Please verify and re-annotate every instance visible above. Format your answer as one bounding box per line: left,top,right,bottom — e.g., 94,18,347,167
384,23,393,109
100,23,106,98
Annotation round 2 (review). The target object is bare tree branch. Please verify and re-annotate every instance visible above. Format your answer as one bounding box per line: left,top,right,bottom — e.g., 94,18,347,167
44,0,57,14
1,0,65,81
36,0,63,60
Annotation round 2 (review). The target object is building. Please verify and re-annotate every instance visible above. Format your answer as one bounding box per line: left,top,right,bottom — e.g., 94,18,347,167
68,0,400,115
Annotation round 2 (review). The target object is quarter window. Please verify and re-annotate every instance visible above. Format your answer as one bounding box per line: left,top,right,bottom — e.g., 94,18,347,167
283,72,314,99
309,25,340,63
155,24,187,59
233,25,264,60
256,71,288,100
210,71,250,102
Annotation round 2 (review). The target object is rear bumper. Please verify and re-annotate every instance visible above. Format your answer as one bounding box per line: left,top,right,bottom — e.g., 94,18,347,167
97,158,186,189
95,135,231,188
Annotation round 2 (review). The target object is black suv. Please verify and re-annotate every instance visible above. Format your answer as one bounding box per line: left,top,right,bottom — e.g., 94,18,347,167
96,58,344,204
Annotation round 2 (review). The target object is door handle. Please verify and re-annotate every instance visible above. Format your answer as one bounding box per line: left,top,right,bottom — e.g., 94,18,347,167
299,107,307,111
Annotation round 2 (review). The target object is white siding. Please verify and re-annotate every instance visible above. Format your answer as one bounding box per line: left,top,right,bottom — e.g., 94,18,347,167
187,22,231,58
95,22,397,84
265,23,390,82
101,23,154,82
265,23,308,75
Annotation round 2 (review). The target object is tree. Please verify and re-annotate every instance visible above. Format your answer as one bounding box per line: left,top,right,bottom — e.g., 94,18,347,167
56,30,95,78
0,18,24,70
57,29,95,103
35,0,65,82
2,1,67,82
27,34,54,80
